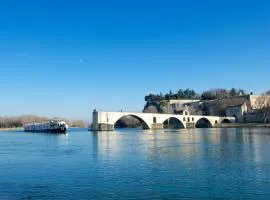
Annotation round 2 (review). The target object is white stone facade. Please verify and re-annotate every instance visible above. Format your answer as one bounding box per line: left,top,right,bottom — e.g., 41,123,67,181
226,103,247,123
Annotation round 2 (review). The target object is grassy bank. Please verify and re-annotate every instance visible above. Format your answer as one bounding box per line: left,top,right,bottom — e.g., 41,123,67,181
0,127,24,131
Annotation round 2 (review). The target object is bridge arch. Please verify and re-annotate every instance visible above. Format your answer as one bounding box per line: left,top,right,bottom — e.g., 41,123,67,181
221,118,232,123
233,115,238,123
195,117,213,128
113,114,150,129
163,117,185,129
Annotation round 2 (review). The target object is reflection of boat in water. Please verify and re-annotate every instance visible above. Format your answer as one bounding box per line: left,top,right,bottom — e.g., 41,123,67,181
24,120,68,133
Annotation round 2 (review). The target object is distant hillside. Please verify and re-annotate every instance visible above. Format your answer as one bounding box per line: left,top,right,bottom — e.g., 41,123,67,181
143,97,249,116
143,88,270,116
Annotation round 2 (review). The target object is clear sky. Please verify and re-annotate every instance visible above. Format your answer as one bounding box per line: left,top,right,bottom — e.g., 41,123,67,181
0,0,269,121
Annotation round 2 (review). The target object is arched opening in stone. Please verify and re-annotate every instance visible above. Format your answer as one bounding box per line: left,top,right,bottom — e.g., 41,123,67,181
153,117,157,123
195,118,213,128
221,119,231,123
114,115,150,129
233,115,238,123
163,117,184,129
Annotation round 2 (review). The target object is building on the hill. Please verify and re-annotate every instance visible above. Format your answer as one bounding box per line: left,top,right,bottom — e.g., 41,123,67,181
248,95,270,109
225,103,248,123
165,99,200,114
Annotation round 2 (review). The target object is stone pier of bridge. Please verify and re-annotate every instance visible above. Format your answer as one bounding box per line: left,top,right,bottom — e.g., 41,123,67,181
91,110,235,131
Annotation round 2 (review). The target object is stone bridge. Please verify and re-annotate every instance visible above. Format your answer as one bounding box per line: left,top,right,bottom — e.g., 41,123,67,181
91,110,235,131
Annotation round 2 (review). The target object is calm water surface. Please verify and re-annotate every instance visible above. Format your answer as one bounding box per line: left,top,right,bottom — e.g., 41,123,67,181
1,128,270,199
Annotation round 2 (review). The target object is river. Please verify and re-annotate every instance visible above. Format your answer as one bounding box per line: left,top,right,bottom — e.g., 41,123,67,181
1,128,270,199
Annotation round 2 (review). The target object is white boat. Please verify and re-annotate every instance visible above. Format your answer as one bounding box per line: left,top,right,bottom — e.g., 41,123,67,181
24,120,68,133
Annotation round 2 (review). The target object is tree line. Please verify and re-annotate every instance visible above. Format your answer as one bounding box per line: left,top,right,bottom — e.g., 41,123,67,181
0,115,86,129
145,88,251,102
145,89,200,102
201,88,247,100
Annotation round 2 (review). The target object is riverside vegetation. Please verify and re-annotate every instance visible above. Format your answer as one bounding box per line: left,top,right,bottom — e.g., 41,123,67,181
0,115,86,129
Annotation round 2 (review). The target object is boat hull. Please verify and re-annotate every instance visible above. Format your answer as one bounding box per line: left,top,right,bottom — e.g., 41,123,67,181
24,128,67,134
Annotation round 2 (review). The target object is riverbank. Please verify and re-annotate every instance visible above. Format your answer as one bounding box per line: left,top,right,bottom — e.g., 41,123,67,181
1,124,269,131
216,123,270,128
0,127,24,131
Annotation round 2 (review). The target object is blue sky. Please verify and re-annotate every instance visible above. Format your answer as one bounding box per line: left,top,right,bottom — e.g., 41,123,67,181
0,0,269,120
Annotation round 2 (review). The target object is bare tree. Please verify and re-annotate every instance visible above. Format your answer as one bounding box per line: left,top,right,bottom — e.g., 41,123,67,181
256,95,270,123
0,115,86,128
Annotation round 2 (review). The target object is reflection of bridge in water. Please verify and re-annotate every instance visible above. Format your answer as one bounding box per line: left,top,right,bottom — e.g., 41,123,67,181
91,110,235,131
